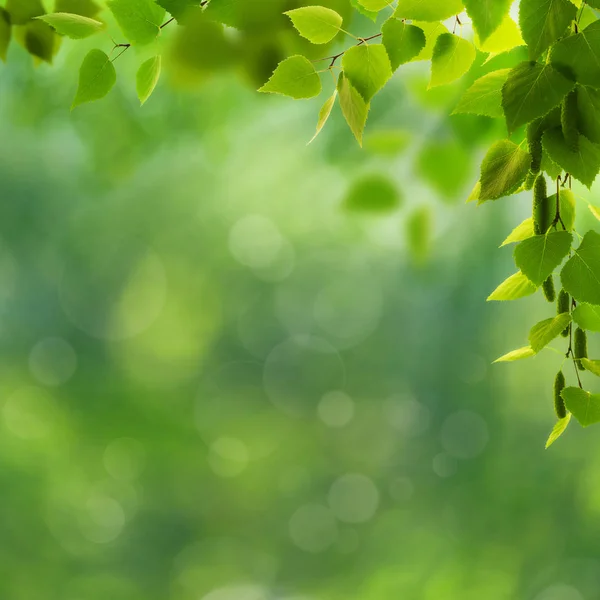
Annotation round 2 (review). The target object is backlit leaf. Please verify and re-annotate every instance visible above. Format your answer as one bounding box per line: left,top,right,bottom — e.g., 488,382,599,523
430,33,476,88
479,140,531,201
285,6,343,45
72,49,116,109
342,44,392,102
514,230,572,286
259,55,321,99
487,271,537,301
562,387,600,427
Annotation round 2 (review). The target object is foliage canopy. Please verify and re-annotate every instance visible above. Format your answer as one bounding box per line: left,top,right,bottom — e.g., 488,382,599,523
4,0,600,446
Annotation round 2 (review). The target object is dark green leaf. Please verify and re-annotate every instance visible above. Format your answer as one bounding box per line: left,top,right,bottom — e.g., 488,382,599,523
519,0,577,60
502,61,575,133
382,20,426,71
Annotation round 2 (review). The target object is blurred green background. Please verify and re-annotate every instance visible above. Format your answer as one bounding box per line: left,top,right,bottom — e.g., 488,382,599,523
2,4,600,599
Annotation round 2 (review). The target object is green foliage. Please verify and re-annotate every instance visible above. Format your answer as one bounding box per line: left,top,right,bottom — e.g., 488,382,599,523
108,0,165,45
453,69,510,118
259,55,321,99
72,49,117,109
37,13,105,39
285,6,343,45
550,20,600,87
136,55,161,105
500,218,534,247
463,0,511,42
478,140,531,202
514,231,572,286
381,20,426,71
337,72,369,145
561,231,600,305
341,44,392,102
487,271,537,301
519,0,577,59
543,128,600,188
529,313,572,352
501,62,574,133
394,0,463,21
7,0,600,446
562,387,600,427
573,303,600,332
430,33,475,88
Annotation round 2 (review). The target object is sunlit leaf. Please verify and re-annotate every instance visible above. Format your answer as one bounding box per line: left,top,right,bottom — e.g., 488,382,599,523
514,230,572,286
545,414,571,448
72,49,117,109
37,13,105,39
342,44,392,102
259,55,321,99
562,387,600,427
487,271,537,301
137,55,161,105
494,346,535,362
500,218,534,247
529,313,572,352
285,6,343,45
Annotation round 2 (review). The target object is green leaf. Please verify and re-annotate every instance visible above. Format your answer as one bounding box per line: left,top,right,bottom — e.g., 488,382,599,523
394,0,464,21
5,0,44,25
562,387,600,427
494,346,535,362
577,86,600,144
337,73,369,146
501,62,575,133
464,0,511,42
259,55,322,99
37,12,105,39
430,33,476,88
545,413,571,448
136,55,161,105
519,0,577,60
412,21,448,61
21,21,58,63
541,189,577,232
0,9,11,63
382,20,426,71
573,303,600,332
500,218,534,247
107,0,165,45
453,69,510,118
475,16,524,54
487,270,537,301
561,231,600,304
285,6,342,45
55,0,101,18
550,21,600,88
542,128,600,188
479,140,531,202
581,358,600,376
351,0,378,21
342,44,392,102
72,49,117,110
514,230,572,286
529,313,572,352
356,0,391,10
344,173,401,213
309,90,337,144
156,0,200,21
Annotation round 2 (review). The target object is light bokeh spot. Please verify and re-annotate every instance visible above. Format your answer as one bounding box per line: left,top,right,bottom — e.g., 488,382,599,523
317,390,354,428
289,504,338,553
327,473,380,524
29,337,77,386
208,437,249,478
